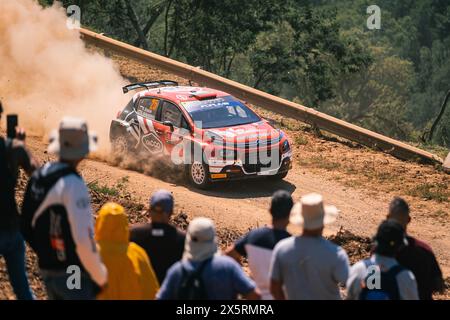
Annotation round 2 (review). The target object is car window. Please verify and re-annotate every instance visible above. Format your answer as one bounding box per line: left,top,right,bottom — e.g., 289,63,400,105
182,96,261,129
137,97,159,119
161,101,183,127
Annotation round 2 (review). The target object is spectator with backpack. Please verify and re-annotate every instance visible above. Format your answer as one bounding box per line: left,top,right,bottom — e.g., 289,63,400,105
157,217,261,300
226,190,293,299
95,203,159,300
130,189,185,284
387,197,444,299
346,220,419,300
270,193,350,300
0,101,38,300
21,117,107,300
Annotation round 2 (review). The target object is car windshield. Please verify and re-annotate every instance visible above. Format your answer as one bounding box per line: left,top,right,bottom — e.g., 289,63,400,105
181,96,261,129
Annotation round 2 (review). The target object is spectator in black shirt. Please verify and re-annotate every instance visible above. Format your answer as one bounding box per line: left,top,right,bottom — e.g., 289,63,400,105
0,101,39,300
225,190,293,299
130,190,185,284
387,197,445,300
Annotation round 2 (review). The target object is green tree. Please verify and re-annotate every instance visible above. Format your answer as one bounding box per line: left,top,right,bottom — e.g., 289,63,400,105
321,46,415,140
167,0,283,76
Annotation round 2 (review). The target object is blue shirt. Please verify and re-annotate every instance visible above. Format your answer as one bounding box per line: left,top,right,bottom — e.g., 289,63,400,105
157,255,256,300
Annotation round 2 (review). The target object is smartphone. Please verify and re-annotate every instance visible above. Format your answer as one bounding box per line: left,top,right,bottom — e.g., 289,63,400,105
7,114,18,139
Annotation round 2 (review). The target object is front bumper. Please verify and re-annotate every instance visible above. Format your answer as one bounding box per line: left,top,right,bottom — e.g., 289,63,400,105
207,151,292,181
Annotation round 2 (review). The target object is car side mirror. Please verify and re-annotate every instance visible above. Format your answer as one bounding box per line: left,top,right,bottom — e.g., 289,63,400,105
163,120,174,132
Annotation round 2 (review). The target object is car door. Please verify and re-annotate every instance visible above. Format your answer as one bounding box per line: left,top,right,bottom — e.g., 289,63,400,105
135,97,164,154
155,100,191,156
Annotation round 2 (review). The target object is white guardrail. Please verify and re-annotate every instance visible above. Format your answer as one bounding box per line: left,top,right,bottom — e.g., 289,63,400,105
79,28,443,165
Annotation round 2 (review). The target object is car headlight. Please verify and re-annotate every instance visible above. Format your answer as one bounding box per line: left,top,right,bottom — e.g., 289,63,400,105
282,140,290,153
218,149,235,159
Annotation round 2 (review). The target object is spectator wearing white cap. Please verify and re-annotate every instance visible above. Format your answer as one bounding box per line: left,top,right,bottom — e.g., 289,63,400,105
157,217,261,300
21,117,107,300
270,193,350,300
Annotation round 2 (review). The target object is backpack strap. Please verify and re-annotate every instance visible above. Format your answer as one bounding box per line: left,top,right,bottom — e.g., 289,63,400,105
386,264,405,277
182,258,212,278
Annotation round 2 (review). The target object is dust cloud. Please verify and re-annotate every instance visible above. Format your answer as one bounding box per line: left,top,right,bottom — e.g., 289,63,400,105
0,0,129,153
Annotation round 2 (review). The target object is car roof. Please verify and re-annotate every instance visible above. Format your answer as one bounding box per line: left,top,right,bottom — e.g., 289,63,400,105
136,86,230,105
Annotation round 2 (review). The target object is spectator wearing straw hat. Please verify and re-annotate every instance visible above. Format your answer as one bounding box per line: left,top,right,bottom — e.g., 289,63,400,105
21,117,107,300
270,193,350,300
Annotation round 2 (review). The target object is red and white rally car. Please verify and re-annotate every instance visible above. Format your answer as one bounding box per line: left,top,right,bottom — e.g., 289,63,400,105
109,80,292,189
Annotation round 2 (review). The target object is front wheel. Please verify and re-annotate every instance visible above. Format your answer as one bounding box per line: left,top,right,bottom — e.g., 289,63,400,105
187,161,211,189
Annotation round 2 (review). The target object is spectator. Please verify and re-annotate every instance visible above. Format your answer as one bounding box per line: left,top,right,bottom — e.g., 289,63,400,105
270,193,349,300
95,203,159,300
346,220,419,300
157,217,261,300
0,101,38,300
130,190,185,284
226,190,293,299
387,197,445,299
21,117,107,300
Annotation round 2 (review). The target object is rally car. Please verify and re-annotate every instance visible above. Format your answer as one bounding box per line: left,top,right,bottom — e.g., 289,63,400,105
109,80,292,189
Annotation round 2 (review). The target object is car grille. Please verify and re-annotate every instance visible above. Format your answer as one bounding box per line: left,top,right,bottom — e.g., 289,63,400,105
241,148,282,173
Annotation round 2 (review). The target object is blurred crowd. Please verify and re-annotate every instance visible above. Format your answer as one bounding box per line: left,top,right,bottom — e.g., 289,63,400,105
0,108,445,300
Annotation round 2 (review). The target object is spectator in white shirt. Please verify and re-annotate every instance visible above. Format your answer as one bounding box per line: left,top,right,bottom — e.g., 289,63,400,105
21,117,107,300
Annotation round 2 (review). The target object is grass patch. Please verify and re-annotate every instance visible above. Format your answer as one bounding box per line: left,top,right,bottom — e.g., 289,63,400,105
294,135,309,146
115,176,130,190
89,182,120,197
431,210,448,219
88,176,131,197
407,183,449,202
305,155,341,170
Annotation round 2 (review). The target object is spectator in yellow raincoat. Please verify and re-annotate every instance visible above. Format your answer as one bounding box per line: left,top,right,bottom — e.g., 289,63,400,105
95,202,159,300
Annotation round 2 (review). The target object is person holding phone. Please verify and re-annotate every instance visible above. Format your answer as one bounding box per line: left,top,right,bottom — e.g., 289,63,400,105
0,100,39,300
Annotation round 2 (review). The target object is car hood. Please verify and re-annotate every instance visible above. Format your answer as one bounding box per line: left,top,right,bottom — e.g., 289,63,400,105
205,121,282,145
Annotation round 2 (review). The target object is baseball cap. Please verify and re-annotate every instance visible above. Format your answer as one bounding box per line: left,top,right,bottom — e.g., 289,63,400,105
48,116,98,160
150,189,174,214
270,190,293,219
374,220,408,255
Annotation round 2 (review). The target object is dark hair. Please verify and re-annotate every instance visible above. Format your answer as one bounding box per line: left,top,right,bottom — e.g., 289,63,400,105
270,190,293,220
373,220,406,256
389,197,409,217
0,101,3,114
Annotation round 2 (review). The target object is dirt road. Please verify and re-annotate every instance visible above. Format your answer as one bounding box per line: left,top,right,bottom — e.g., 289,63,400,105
25,133,450,277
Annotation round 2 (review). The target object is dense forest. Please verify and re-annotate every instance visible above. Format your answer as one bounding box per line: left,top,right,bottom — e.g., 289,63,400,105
39,0,450,149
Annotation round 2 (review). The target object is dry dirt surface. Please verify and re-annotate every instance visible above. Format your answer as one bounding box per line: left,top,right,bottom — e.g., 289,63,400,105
1,52,448,300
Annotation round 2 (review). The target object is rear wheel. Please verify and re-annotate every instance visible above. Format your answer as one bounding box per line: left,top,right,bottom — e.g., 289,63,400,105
111,135,132,155
187,161,211,189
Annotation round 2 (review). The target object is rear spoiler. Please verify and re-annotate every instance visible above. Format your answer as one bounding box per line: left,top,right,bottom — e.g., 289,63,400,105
122,80,179,94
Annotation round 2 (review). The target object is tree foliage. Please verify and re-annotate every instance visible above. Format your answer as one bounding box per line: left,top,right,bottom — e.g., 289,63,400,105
39,0,450,147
